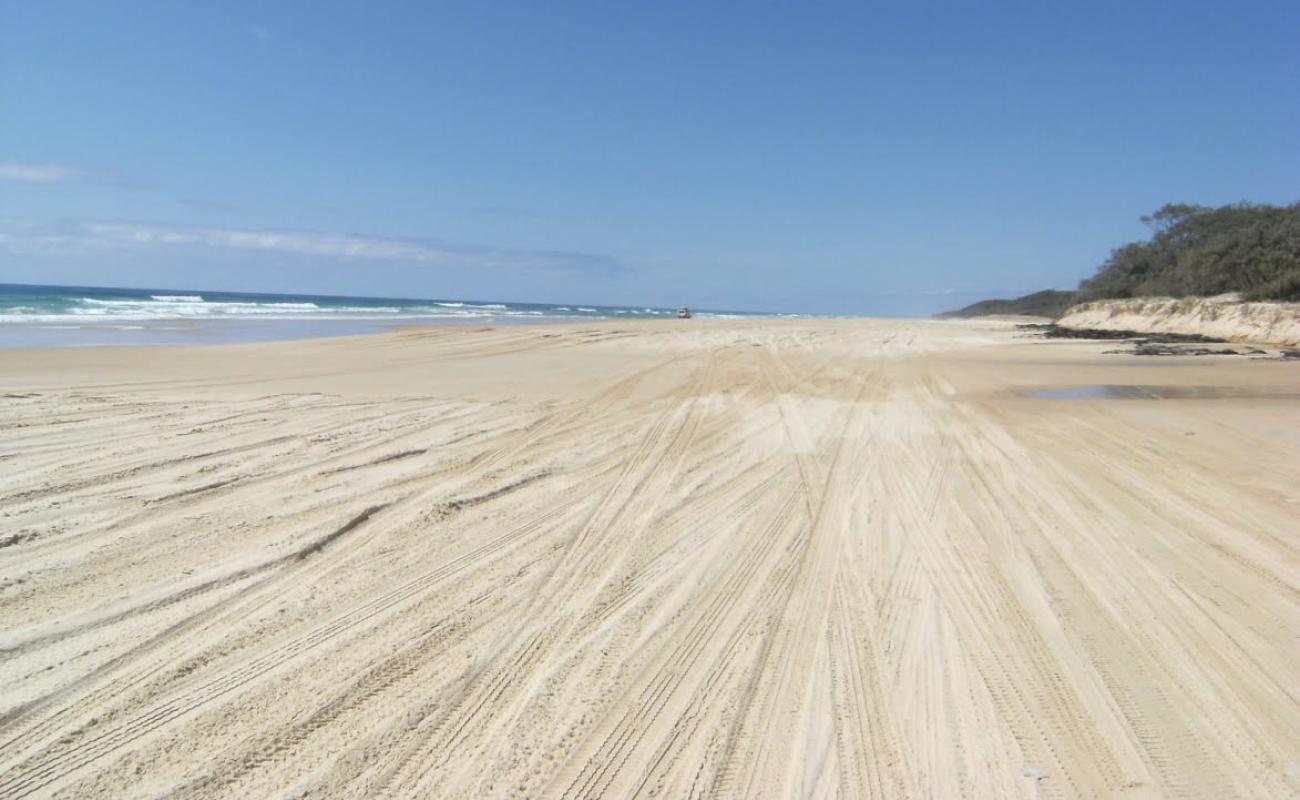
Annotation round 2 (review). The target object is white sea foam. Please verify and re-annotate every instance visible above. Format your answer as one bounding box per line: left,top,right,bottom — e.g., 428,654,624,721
1,291,761,332
80,298,327,313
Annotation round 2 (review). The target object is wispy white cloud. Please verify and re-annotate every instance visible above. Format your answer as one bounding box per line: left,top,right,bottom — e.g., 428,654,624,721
0,162,84,183
0,219,627,274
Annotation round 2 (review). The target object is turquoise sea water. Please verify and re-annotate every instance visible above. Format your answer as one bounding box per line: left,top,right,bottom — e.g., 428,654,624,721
0,284,767,347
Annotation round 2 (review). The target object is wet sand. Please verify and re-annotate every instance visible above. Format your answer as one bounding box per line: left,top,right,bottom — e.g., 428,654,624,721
1,318,1297,798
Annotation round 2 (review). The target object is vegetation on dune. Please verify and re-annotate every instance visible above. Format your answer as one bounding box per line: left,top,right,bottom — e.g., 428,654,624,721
1080,202,1300,302
946,201,1300,318
940,289,1077,319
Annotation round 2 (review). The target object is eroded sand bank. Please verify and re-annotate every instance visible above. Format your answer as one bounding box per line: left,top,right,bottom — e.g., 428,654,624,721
1,318,1297,798
1057,295,1300,346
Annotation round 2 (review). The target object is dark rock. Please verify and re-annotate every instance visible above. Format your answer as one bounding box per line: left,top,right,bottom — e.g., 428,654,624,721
1024,324,1251,356
1039,325,1227,343
1128,344,1240,356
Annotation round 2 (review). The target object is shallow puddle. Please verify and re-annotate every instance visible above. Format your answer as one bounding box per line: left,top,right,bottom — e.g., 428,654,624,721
1023,385,1300,400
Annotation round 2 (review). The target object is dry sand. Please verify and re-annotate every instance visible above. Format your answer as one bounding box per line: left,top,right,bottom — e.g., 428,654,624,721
0,318,1297,799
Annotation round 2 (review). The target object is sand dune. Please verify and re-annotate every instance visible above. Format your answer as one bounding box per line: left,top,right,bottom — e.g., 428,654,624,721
1,318,1297,798
1058,295,1300,346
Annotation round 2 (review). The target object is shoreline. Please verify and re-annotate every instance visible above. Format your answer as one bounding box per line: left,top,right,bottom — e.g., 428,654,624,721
0,282,776,349
0,313,622,350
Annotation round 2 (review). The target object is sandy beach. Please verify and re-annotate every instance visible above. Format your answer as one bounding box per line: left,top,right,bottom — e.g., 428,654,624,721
0,317,1297,799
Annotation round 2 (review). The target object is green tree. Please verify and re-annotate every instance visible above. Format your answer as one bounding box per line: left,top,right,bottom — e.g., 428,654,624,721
1080,201,1300,302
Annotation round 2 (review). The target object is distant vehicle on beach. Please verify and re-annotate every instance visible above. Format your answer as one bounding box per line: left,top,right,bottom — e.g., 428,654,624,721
677,307,692,318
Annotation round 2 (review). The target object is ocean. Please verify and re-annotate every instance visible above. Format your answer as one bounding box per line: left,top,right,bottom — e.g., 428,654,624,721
0,283,761,347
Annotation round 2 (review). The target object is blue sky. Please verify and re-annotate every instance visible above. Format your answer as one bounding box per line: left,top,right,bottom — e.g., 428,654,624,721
2,1,1297,315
